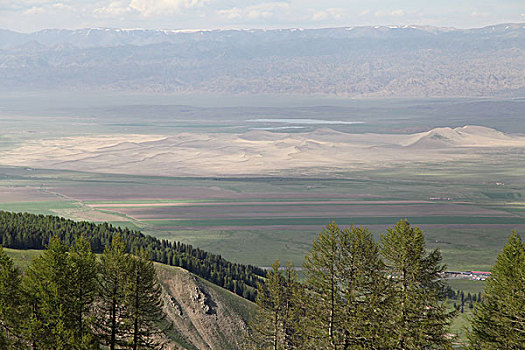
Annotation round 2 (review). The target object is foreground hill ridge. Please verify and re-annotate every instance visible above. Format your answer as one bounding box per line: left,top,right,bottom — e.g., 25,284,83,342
1,23,523,96
2,125,524,177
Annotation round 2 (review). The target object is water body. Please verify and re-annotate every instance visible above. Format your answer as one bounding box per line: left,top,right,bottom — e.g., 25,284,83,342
249,118,365,125
250,126,306,130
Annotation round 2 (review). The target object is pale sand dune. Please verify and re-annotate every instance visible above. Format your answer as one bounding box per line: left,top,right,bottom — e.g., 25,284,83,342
1,127,524,177
403,125,518,148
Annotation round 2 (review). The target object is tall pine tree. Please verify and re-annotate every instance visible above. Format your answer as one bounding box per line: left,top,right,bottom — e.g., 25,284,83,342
96,234,131,350
280,263,306,350
0,246,26,349
338,225,395,349
381,219,453,350
249,260,305,350
303,223,394,349
468,230,525,349
125,248,166,350
68,236,99,348
303,222,345,350
22,236,76,349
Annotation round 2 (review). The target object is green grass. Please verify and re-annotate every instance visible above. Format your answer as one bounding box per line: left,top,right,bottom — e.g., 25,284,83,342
3,248,41,270
444,280,486,348
450,308,473,349
150,224,512,271
0,201,80,215
446,279,486,295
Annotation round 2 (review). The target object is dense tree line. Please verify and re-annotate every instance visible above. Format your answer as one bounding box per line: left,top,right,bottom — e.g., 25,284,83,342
0,234,165,349
250,220,456,349
444,288,482,314
251,222,525,349
0,211,265,301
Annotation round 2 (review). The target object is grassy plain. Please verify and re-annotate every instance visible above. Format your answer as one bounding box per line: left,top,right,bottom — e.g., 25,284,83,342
445,279,487,346
0,164,523,270
3,248,41,270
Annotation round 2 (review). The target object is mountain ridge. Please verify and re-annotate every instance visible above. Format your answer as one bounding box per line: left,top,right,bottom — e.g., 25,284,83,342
1,23,523,97
2,23,524,49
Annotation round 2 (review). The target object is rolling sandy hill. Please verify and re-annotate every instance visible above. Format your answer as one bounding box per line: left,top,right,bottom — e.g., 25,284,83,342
1,126,524,177
404,126,514,148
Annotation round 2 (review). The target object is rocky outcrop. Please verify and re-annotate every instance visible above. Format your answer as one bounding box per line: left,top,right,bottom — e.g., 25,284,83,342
155,264,254,350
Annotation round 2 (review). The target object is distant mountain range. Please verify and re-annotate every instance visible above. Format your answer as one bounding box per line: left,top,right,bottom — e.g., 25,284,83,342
1,23,524,97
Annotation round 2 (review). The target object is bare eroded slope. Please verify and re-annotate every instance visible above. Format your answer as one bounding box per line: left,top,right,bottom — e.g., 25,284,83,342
156,264,253,350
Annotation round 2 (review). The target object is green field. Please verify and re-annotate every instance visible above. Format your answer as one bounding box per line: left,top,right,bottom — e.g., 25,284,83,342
445,279,487,346
0,165,523,270
3,248,41,270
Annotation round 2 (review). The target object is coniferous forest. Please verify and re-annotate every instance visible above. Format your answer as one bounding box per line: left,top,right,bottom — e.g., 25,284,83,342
249,221,525,350
1,210,524,349
0,234,165,349
0,211,266,301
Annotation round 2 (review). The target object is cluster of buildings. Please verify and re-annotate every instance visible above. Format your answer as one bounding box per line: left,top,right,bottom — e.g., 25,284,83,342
444,271,491,281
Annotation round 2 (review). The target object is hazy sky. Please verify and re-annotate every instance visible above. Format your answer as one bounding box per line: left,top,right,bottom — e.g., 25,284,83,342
1,0,524,33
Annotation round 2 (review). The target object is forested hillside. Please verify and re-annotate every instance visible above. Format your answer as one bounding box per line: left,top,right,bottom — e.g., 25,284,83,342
0,235,166,349
2,210,525,348
1,245,256,350
0,211,265,301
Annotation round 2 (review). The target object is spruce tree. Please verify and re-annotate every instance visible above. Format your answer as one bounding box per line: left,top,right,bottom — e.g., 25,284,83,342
338,225,395,349
249,260,305,350
381,219,453,350
68,236,99,348
303,223,394,350
468,231,525,349
0,247,26,349
281,263,307,350
125,248,166,350
22,236,75,349
19,236,98,349
303,222,345,350
250,260,287,350
97,234,131,350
